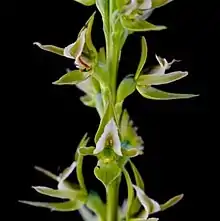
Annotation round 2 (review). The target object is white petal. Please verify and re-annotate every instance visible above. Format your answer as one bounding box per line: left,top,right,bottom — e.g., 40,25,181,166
139,0,152,10
76,77,94,95
93,134,106,154
94,119,113,154
148,218,159,221
64,29,86,59
140,8,154,20
58,161,77,183
155,54,164,67
63,42,77,59
133,185,150,219
108,119,122,156
79,206,97,221
121,199,128,215
166,59,181,70
150,198,161,213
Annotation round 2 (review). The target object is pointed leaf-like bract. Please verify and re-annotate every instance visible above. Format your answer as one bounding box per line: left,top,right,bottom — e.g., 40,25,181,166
137,71,188,86
137,85,199,100
135,37,148,80
121,16,167,32
74,0,95,6
53,70,89,85
33,42,64,56
32,186,86,201
94,161,121,187
19,200,83,211
75,133,90,161
78,146,95,155
96,0,109,40
116,76,136,103
160,194,184,211
94,102,113,143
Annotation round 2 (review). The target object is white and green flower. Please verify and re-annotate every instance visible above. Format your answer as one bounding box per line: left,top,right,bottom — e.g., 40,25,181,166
134,36,198,100
130,185,184,220
119,0,174,32
94,118,122,156
33,13,97,85
19,135,90,212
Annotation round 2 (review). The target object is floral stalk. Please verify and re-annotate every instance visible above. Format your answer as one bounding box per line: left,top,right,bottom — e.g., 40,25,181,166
20,1,198,221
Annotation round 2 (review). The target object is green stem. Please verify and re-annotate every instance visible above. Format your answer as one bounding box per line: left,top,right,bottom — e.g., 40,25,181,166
106,177,121,221
107,0,118,104
76,155,87,193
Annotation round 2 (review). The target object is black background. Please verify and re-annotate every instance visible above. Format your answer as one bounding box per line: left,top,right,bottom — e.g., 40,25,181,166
2,0,213,221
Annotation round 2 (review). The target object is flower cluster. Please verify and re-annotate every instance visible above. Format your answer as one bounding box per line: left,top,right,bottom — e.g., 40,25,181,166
20,0,198,221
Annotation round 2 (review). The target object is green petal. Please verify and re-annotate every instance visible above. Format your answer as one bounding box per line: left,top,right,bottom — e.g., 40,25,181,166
123,148,140,157
152,0,173,8
121,16,167,32
94,161,121,187
135,36,148,80
98,47,106,64
94,102,113,143
32,186,86,201
74,0,95,6
137,71,188,86
96,0,109,48
85,12,97,56
78,146,96,155
80,95,96,107
75,133,90,161
116,76,136,104
137,85,199,100
19,200,83,211
160,194,184,211
33,42,64,56
53,70,89,85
